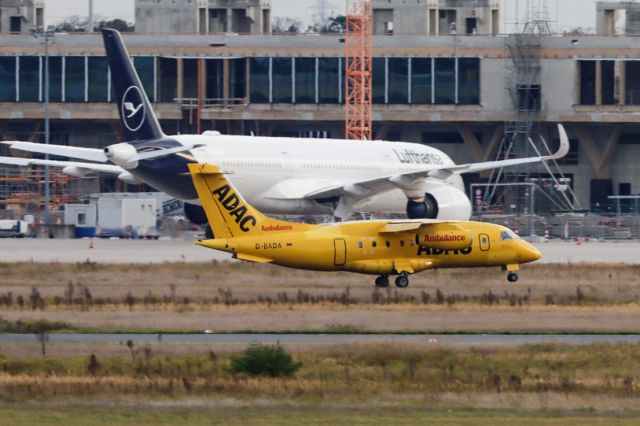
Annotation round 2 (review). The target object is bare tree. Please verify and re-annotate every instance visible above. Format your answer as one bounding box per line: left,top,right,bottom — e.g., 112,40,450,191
272,17,302,34
308,15,346,33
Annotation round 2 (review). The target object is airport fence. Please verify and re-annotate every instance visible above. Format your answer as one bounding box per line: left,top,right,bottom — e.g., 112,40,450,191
476,214,640,240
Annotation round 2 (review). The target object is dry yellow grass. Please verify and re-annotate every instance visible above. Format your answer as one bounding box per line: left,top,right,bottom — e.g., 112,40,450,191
1,262,639,332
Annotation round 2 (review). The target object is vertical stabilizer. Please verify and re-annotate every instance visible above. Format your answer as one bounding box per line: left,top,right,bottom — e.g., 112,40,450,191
102,28,164,142
188,163,309,238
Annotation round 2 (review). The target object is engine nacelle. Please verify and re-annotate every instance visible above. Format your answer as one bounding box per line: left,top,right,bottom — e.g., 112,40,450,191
62,166,91,178
406,186,472,220
184,203,208,225
104,143,139,169
417,228,473,250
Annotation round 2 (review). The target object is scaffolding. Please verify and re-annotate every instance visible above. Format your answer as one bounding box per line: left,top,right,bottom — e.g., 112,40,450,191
0,164,96,220
345,0,372,141
482,3,577,217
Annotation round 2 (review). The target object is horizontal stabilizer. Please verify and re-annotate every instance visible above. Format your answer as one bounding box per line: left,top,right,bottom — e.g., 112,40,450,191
0,156,123,174
2,141,108,163
234,253,273,263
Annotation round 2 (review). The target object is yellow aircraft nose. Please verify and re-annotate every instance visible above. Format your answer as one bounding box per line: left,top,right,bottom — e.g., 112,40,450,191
517,241,542,263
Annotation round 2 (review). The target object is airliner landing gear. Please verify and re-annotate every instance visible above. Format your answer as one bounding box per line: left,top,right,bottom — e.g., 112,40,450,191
375,276,389,288
395,273,410,288
507,272,519,283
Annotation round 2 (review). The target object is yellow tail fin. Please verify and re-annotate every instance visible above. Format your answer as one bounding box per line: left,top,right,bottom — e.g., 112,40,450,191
188,163,305,238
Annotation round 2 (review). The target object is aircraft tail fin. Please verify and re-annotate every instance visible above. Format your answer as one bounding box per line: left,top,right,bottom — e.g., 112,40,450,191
102,28,164,142
188,163,304,238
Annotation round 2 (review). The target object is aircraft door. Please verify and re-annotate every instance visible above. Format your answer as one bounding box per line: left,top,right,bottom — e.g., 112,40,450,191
479,233,490,251
334,238,347,266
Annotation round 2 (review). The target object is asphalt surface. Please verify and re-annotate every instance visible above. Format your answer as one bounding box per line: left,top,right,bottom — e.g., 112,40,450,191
2,333,640,346
0,238,637,263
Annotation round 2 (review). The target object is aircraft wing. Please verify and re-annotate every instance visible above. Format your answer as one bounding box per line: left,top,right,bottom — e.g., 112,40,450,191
0,156,124,175
379,220,464,234
2,141,108,162
304,124,570,201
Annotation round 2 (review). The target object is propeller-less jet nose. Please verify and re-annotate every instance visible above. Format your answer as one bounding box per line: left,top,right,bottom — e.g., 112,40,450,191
517,241,542,264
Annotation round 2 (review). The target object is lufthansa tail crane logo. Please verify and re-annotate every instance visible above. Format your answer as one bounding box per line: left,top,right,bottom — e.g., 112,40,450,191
121,86,146,132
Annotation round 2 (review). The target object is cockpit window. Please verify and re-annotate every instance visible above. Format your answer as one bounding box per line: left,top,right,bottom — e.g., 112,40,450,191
500,230,519,241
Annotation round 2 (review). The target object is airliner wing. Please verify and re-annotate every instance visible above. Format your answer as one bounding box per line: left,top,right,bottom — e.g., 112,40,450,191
2,141,108,162
304,124,570,201
0,156,124,174
405,124,570,181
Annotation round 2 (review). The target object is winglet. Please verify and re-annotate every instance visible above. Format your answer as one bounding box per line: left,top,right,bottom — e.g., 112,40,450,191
547,124,570,161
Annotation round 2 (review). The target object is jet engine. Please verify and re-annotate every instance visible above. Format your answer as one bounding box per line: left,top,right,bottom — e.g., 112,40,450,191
103,143,139,169
406,186,472,221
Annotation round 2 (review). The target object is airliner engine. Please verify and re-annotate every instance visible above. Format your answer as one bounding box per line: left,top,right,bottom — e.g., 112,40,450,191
103,143,139,169
406,186,472,221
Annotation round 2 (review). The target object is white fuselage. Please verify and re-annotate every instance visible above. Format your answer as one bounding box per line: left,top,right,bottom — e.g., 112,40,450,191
156,133,467,217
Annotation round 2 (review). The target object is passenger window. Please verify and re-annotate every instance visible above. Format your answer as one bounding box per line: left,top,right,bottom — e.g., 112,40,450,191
409,240,415,247
386,240,391,248
372,241,377,248
358,241,363,249
400,240,405,247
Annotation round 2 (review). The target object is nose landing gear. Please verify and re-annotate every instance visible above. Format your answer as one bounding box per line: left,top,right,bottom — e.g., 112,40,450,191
507,272,519,283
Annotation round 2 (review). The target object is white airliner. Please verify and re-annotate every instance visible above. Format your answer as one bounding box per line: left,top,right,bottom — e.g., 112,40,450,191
0,29,569,230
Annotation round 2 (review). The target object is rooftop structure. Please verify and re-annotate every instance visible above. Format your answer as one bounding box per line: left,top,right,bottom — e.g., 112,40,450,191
0,0,43,34
372,0,500,35
135,0,271,34
596,1,640,35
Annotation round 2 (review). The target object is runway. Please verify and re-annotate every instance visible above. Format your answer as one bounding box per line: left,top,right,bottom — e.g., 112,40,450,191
2,333,640,347
0,238,638,263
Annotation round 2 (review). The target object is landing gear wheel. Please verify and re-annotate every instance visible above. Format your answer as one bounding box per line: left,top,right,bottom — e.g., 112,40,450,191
395,273,410,288
507,272,519,283
375,276,389,288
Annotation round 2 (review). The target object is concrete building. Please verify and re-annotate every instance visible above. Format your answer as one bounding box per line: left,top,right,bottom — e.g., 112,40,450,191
1,1,640,217
135,0,271,34
0,0,43,34
372,0,500,35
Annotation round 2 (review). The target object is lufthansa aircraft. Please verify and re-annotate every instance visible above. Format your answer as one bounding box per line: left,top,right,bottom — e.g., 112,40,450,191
0,29,569,227
189,163,541,287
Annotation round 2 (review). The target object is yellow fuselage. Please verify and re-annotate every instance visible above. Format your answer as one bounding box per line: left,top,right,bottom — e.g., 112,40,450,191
199,220,541,275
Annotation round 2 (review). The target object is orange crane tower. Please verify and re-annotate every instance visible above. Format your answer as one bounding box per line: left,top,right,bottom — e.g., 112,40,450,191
345,0,372,141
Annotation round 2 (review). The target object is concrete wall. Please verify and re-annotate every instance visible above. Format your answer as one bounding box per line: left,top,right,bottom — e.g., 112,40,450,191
135,0,198,34
0,0,43,34
135,0,270,34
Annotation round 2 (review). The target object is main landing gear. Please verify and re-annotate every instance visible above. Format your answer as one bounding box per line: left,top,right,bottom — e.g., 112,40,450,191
395,273,410,288
376,273,410,288
375,276,389,288
507,272,519,283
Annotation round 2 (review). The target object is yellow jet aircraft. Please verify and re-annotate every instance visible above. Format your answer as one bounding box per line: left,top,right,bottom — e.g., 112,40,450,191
189,163,542,288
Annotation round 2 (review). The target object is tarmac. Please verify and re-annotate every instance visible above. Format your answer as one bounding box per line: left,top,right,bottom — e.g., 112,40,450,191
0,237,637,264
2,333,640,347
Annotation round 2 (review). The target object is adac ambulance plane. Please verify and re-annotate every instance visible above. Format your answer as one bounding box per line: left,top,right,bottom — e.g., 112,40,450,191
189,163,542,288
0,29,570,228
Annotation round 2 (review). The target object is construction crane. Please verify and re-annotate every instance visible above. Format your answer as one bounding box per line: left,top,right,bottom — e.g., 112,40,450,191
345,0,372,141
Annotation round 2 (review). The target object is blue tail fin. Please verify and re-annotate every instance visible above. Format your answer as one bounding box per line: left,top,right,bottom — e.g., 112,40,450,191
102,28,164,142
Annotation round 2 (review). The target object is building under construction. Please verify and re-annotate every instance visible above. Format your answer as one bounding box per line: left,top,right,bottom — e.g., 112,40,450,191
1,0,640,220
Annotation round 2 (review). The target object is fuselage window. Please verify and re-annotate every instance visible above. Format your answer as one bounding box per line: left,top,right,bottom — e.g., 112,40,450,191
400,240,405,247
386,240,391,248
409,239,415,247
500,230,519,241
372,241,377,248
358,241,363,249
